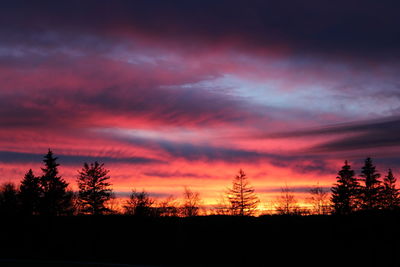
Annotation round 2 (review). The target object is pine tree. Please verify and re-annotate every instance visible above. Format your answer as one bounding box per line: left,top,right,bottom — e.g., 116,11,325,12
19,169,41,215
331,160,359,215
77,161,113,215
381,169,400,210
0,183,19,216
359,157,382,211
39,149,73,215
227,169,259,216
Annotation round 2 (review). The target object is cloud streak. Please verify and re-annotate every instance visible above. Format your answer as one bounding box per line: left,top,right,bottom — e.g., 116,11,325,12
267,116,400,153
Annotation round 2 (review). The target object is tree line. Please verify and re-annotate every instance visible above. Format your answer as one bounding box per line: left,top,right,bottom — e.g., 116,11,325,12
0,150,399,216
331,157,400,214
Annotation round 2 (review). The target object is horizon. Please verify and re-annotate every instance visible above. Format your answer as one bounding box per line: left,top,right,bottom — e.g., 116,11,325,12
2,1,400,210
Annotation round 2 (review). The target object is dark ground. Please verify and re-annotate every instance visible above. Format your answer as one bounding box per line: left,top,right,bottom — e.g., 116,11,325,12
0,214,399,267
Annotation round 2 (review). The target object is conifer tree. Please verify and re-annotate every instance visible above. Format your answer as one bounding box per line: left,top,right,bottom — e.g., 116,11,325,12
39,149,73,215
77,161,113,215
19,169,41,215
0,183,19,216
331,160,359,215
359,157,382,211
381,169,400,210
227,169,259,216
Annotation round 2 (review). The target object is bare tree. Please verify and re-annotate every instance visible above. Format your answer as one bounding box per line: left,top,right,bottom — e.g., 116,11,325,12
226,169,259,216
123,189,154,216
156,195,179,217
180,186,201,217
104,192,121,214
211,194,233,215
307,183,331,215
275,184,299,215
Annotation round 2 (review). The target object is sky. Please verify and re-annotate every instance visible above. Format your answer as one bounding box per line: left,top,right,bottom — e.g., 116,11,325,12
1,0,400,209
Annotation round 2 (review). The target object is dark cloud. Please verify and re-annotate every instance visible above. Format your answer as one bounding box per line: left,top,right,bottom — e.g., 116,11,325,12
143,171,212,179
258,186,332,194
0,150,163,165
1,0,400,58
0,83,269,129
269,116,400,152
114,191,173,198
112,133,335,174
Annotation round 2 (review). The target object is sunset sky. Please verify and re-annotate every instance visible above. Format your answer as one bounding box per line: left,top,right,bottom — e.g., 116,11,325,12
1,1,400,209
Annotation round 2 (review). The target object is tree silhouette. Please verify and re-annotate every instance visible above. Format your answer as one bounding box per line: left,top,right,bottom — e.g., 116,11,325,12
359,157,382,211
181,186,201,217
77,161,113,215
226,169,259,216
123,189,154,216
275,184,299,215
39,149,74,215
0,183,19,216
156,196,179,217
307,184,330,215
19,169,41,215
331,160,359,215
381,169,400,210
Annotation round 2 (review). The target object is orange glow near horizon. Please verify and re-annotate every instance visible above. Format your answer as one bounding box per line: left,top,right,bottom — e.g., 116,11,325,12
2,1,400,216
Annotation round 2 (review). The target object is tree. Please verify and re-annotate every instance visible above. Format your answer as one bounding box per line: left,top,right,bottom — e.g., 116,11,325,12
19,169,41,215
123,189,154,216
359,157,382,211
39,149,74,215
275,184,299,215
307,183,330,215
331,160,359,215
181,186,201,217
211,194,233,215
76,161,113,215
155,196,179,217
226,169,259,216
381,169,400,210
0,183,19,216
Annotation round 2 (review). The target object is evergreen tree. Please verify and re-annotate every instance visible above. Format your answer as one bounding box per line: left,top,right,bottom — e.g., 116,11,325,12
0,183,19,216
359,157,382,211
77,161,113,215
227,169,259,216
331,160,359,215
39,149,73,215
19,169,41,215
381,169,400,210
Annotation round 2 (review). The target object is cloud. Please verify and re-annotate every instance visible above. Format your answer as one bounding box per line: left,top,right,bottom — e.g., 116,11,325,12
2,0,400,58
143,171,212,179
0,150,163,165
107,131,335,174
258,185,331,194
268,116,400,152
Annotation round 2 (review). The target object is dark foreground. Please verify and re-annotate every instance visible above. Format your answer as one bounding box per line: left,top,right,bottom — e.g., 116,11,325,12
0,214,399,267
